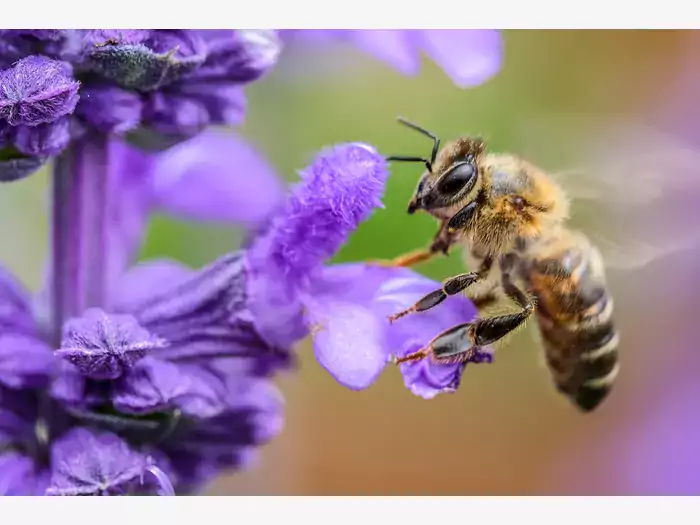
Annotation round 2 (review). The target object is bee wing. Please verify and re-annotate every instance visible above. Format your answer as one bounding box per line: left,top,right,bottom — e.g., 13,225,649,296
513,114,700,271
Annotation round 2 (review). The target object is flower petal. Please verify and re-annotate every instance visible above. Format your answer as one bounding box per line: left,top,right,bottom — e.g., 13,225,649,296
374,271,489,399
307,263,487,398
143,92,210,136
0,452,48,496
50,361,110,409
174,82,247,127
0,332,55,388
306,264,398,390
0,151,46,182
12,116,71,156
250,142,388,283
0,56,79,126
45,428,157,496
112,357,227,418
110,259,193,313
162,375,283,493
0,264,34,329
0,385,39,444
149,129,286,226
103,139,155,297
348,30,420,76
417,30,503,88
76,85,142,134
56,308,167,380
195,30,282,83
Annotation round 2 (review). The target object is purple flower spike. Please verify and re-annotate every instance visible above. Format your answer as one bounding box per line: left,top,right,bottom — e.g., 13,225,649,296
12,116,71,156
45,428,170,496
56,308,168,380
0,56,79,126
112,357,227,418
307,263,489,398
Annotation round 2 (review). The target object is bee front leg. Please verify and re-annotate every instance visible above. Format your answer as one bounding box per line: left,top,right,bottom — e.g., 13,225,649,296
371,222,455,268
388,256,493,322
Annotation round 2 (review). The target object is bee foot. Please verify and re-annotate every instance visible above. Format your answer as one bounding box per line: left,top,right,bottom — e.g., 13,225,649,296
394,347,431,364
388,307,416,323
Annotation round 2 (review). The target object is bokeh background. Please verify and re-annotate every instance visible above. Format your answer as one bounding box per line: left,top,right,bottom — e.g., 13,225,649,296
2,30,700,495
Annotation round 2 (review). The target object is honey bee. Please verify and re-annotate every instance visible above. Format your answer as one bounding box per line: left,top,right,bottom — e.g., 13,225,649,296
379,116,700,412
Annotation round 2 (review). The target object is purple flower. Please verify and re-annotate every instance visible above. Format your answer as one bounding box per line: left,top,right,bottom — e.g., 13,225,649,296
0,29,282,181
56,308,167,380
160,369,284,492
0,249,286,495
306,264,491,398
12,116,72,157
0,55,79,126
0,121,485,496
112,357,227,418
45,428,173,496
281,30,503,88
235,140,489,397
0,452,50,496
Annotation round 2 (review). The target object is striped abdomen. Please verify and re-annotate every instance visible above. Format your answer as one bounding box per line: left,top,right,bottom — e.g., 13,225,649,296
522,233,619,412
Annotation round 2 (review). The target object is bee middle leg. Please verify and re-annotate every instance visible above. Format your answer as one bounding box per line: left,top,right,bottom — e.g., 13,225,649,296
395,258,534,365
388,256,493,322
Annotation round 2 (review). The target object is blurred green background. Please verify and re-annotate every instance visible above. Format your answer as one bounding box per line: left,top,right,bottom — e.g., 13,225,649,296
2,30,698,495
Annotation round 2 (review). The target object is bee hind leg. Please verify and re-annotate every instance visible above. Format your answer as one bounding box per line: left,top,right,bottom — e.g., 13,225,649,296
394,322,493,365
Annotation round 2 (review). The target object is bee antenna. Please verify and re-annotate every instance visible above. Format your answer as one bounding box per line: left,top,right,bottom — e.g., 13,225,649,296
395,116,441,166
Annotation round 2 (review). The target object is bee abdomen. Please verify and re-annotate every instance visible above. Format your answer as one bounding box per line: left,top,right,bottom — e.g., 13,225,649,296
540,293,619,412
527,236,620,412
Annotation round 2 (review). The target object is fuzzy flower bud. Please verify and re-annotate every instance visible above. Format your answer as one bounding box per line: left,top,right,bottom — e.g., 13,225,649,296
56,308,167,380
0,56,79,126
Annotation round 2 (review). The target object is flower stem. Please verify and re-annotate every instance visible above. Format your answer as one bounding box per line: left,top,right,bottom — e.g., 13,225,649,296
50,135,110,346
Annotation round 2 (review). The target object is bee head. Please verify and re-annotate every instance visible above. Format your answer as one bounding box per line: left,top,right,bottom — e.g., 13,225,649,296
385,117,485,219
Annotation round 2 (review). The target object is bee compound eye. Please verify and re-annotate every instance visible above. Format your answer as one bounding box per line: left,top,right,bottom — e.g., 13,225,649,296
438,163,476,195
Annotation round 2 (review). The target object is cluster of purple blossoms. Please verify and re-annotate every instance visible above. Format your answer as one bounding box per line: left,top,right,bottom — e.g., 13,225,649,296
0,29,503,495
0,29,280,182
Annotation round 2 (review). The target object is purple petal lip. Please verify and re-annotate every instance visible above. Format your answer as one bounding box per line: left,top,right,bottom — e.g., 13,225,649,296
307,263,488,398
